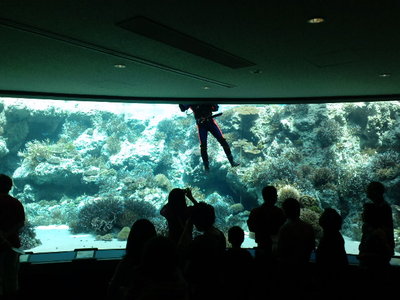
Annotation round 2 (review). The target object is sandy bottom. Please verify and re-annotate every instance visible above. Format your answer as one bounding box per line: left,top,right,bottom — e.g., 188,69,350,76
27,225,127,253
27,225,363,255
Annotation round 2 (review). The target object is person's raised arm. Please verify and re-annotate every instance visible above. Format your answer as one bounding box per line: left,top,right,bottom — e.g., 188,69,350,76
184,188,198,205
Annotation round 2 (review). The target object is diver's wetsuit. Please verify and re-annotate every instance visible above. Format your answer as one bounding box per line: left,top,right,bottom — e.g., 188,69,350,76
179,104,239,171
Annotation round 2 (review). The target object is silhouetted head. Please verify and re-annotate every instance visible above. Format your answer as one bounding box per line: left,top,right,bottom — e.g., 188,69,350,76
191,202,215,232
366,181,385,203
228,226,244,248
262,185,278,205
167,188,187,214
0,174,13,194
282,198,300,220
319,208,343,232
126,218,157,257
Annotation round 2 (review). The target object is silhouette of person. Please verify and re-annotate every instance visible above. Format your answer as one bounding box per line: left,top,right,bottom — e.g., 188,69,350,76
123,236,188,300
315,208,348,295
358,201,394,297
247,185,286,257
223,226,254,300
160,188,198,246
0,174,25,299
358,202,393,269
179,103,239,172
358,181,394,278
365,181,394,255
183,202,226,300
276,197,315,297
107,218,157,300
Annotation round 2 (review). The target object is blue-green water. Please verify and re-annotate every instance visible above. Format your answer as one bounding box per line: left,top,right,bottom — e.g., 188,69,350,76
0,98,399,254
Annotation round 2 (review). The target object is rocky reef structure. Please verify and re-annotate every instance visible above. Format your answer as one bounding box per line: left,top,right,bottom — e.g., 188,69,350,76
0,98,399,252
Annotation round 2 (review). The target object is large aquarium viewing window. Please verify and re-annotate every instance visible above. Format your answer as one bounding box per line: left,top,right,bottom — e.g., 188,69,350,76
1,97,399,255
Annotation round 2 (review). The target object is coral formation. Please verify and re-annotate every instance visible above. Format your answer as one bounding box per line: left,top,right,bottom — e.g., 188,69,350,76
20,221,41,250
70,198,124,235
370,151,400,180
316,119,342,147
0,98,399,252
277,185,301,206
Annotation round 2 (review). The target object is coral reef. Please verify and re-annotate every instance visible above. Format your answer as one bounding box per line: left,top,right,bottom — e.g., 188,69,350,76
20,221,41,250
0,98,399,252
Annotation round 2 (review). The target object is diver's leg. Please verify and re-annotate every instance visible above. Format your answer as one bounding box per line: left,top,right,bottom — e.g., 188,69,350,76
209,120,240,167
197,125,210,172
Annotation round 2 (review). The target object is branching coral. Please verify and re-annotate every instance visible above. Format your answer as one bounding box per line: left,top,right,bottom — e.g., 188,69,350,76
299,195,322,214
117,199,157,228
316,119,342,147
337,166,370,201
18,138,78,168
277,184,301,206
370,150,400,180
20,220,41,250
70,198,124,235
241,156,297,191
311,167,336,188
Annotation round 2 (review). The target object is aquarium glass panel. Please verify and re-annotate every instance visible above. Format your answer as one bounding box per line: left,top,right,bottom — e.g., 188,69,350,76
0,97,399,255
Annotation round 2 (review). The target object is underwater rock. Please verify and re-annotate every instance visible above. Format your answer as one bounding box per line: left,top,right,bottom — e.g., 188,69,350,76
229,203,245,214
117,227,131,241
74,129,106,155
0,137,9,157
95,234,113,241
4,120,29,153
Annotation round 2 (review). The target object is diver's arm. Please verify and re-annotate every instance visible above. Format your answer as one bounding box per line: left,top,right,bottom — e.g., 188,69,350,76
179,104,191,112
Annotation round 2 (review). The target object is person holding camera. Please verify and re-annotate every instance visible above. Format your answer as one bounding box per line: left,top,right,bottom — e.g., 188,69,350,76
160,187,198,246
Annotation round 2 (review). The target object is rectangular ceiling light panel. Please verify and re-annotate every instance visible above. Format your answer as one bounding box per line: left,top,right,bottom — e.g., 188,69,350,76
117,16,255,69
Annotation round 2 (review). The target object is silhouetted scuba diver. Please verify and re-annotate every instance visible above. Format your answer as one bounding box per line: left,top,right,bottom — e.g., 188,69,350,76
179,104,240,172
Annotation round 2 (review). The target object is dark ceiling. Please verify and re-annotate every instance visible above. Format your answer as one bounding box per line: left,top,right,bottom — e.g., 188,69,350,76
1,0,400,104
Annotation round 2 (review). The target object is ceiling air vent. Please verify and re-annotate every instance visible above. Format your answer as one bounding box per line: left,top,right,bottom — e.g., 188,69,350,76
117,16,255,69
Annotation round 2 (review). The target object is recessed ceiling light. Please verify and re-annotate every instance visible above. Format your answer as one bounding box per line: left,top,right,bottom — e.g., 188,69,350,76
114,64,127,69
379,73,391,78
203,86,210,90
307,17,325,24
